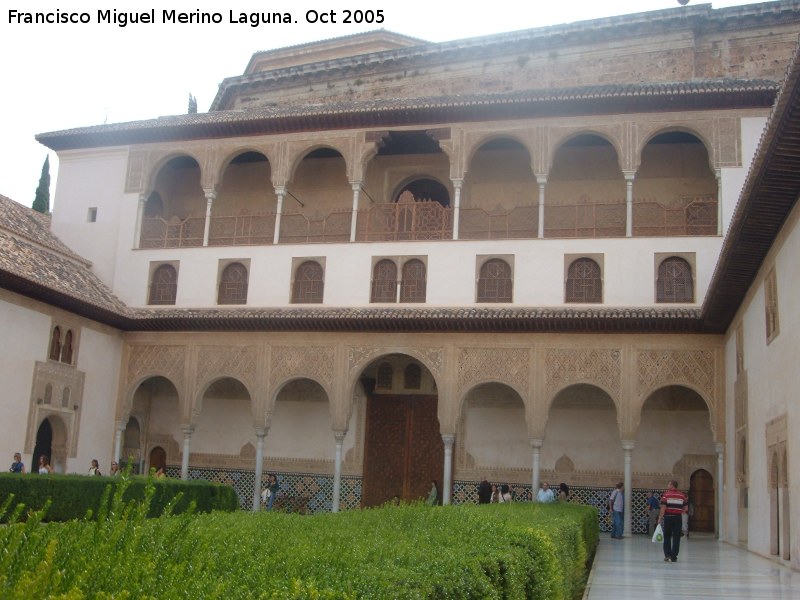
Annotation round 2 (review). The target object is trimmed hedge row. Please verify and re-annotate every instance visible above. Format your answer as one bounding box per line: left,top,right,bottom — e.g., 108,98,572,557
0,472,238,521
0,480,598,599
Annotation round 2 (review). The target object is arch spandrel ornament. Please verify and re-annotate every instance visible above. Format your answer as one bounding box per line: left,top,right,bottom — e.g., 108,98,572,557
545,348,622,397
126,345,187,391
194,345,258,398
547,124,626,174
456,348,529,394
347,346,444,381
270,345,336,392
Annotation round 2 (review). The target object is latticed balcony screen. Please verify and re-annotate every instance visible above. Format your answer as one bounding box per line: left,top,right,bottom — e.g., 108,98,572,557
370,260,397,303
209,214,276,246
218,262,249,305
477,259,513,302
140,216,204,248
291,261,324,303
656,257,693,302
566,258,602,303
400,260,426,303
148,264,178,305
357,201,452,241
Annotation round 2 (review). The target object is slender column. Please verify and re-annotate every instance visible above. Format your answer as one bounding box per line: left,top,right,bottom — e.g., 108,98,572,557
531,437,543,499
349,183,361,242
134,193,146,249
180,425,194,480
624,172,635,237
442,434,455,504
716,442,724,540
332,430,347,512
716,169,723,236
113,421,125,463
273,186,286,245
201,190,216,247
451,179,463,240
622,440,634,536
536,176,547,239
252,427,267,512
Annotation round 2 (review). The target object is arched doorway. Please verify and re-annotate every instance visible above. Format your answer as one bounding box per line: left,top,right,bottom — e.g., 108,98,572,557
149,446,167,475
361,355,443,506
32,418,53,473
689,469,715,533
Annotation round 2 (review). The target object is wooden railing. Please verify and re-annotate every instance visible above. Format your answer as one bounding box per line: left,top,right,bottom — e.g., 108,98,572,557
544,202,626,238
279,210,352,244
458,205,538,240
633,196,717,236
208,213,276,246
140,216,205,248
356,201,452,241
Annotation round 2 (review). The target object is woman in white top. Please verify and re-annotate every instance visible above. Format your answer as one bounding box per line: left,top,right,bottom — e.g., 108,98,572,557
38,455,54,474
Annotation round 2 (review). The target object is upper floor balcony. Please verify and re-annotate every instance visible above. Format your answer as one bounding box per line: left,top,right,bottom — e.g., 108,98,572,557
135,129,721,249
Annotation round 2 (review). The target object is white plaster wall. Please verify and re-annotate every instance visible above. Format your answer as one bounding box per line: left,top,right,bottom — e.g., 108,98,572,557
70,326,124,474
193,396,255,455
50,148,130,288
0,295,50,470
633,410,716,474
543,408,622,472
463,403,529,469
265,399,335,461
723,197,800,569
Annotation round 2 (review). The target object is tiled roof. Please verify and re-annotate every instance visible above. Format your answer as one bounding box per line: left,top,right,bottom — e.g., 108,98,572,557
36,79,779,151
702,38,800,333
0,195,131,321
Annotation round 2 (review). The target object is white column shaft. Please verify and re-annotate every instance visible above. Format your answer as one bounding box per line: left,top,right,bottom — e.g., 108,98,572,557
349,183,361,242
451,180,462,241
202,192,215,247
252,433,266,512
442,435,455,504
332,433,345,512
273,189,286,245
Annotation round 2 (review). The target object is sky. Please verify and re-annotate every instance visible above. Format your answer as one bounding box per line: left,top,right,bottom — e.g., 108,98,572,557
0,1,760,209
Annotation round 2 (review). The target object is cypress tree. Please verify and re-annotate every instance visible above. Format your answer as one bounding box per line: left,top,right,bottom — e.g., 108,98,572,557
32,155,50,214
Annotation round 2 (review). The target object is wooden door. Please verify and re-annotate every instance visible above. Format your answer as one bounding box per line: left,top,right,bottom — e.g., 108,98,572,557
689,469,715,532
362,394,444,507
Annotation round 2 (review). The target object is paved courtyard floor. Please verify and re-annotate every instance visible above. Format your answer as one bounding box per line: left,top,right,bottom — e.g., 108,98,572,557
584,533,800,599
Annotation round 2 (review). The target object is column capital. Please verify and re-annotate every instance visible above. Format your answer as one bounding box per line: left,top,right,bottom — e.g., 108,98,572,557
203,189,217,201
529,437,544,449
622,170,636,182
441,434,455,447
349,181,362,191
450,177,464,189
254,426,268,438
536,174,548,185
334,430,348,444
621,440,635,451
181,425,195,437
275,185,287,196
715,442,724,455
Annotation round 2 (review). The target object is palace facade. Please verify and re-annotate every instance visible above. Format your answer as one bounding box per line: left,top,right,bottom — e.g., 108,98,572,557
1,1,798,569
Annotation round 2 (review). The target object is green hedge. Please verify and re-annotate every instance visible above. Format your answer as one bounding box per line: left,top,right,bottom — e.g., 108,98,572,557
0,482,598,599
0,472,238,521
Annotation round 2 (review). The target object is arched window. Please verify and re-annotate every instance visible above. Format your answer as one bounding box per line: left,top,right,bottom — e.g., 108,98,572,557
400,260,426,303
49,327,61,361
477,259,512,302
566,258,602,303
148,264,178,305
376,362,393,389
44,383,53,405
656,257,693,303
144,191,164,218
218,262,249,305
61,387,71,408
404,364,422,389
291,261,324,304
371,260,397,303
61,330,74,364
394,178,450,207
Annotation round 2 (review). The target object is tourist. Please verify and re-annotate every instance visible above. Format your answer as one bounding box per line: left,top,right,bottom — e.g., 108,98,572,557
536,481,555,503
558,482,570,502
88,459,101,476
426,480,439,505
608,482,624,539
9,452,25,473
646,491,661,536
110,461,121,476
477,476,492,504
658,480,688,562
37,455,54,474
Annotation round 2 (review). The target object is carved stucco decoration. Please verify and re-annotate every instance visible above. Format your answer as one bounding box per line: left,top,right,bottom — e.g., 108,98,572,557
456,347,529,394
545,348,622,396
195,345,258,397
672,453,716,485
637,349,716,404
126,345,186,392
270,345,335,392
347,346,443,381
125,150,147,193
547,123,626,173
461,127,541,177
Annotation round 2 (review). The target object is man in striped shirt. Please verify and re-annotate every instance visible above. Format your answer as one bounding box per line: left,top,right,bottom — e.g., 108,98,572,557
658,479,688,562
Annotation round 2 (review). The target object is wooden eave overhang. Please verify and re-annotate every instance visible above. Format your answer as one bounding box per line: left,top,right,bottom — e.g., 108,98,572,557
36,81,778,152
701,42,800,334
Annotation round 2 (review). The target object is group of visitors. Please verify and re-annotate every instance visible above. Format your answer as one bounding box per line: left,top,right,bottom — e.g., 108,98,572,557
477,478,570,504
260,473,280,510
9,453,126,477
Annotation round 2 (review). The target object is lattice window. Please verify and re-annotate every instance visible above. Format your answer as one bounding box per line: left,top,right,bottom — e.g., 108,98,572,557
292,261,324,304
61,330,74,364
765,267,779,342
149,264,178,305
44,383,52,405
370,260,397,303
49,327,61,361
404,363,421,389
477,259,513,302
566,258,602,303
376,362,393,389
218,262,249,305
400,259,427,303
656,257,693,303
61,387,71,408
